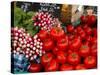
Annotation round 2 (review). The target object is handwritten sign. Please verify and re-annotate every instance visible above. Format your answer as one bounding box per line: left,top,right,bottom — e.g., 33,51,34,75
32,3,61,18
15,2,62,18
39,3,60,12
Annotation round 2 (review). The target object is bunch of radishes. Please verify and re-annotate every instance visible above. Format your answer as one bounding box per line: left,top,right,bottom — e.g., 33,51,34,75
33,12,61,31
11,27,45,61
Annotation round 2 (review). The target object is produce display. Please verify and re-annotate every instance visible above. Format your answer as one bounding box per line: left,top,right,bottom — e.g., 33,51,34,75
11,2,97,74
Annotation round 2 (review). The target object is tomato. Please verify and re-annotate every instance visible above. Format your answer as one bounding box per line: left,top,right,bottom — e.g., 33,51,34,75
84,56,96,69
67,50,73,54
45,59,59,71
28,63,42,72
85,36,92,42
80,31,86,40
84,26,92,35
83,24,88,29
80,15,88,23
56,51,67,64
60,64,74,71
73,29,78,35
52,47,59,55
38,30,48,41
87,15,96,26
81,15,96,27
77,29,86,40
57,36,68,51
83,41,90,46
69,37,81,51
91,37,97,45
66,24,74,33
92,28,97,37
91,44,97,56
50,27,65,40
67,52,80,65
43,38,54,51
68,34,75,40
79,44,90,57
41,53,54,66
76,26,82,32
75,64,86,70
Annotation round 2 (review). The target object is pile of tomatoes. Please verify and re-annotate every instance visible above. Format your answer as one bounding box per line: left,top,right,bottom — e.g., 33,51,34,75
28,15,97,72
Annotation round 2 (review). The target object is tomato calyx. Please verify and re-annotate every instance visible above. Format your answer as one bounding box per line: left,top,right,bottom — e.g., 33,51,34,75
81,45,88,49
71,53,77,59
44,54,49,60
87,56,93,62
55,27,62,33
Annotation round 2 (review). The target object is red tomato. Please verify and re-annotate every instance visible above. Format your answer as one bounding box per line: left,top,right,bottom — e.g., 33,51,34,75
80,15,88,23
43,38,54,51
84,26,92,35
68,34,75,40
67,50,73,54
67,34,76,42
52,47,60,55
91,37,97,45
80,31,86,40
76,26,82,32
56,51,67,64
67,52,80,65
75,64,86,70
60,64,74,71
83,41,90,46
41,53,54,66
83,24,88,29
79,44,90,57
28,63,42,72
66,25,74,33
69,37,81,51
45,59,59,71
57,36,68,51
85,36,92,42
50,27,65,40
87,15,96,26
91,44,97,56
84,56,96,69
78,29,86,40
92,28,97,37
38,30,48,41
72,29,78,35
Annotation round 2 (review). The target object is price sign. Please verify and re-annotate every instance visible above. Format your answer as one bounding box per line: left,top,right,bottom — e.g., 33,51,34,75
32,3,61,18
